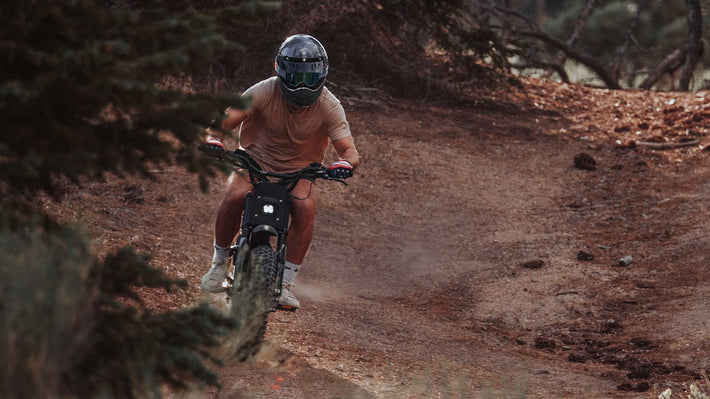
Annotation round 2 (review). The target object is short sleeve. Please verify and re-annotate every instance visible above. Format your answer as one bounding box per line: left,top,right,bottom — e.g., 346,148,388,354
325,96,351,141
241,78,273,117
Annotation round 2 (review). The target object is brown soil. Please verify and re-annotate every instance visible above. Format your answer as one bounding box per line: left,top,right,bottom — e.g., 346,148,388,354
53,78,709,398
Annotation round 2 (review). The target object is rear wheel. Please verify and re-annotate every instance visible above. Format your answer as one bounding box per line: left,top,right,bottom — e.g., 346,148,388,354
228,245,278,360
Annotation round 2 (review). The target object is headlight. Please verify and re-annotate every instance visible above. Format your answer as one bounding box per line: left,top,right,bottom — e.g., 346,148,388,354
263,204,275,214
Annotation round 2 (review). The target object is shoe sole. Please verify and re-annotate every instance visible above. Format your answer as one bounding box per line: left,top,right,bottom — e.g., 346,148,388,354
276,304,298,311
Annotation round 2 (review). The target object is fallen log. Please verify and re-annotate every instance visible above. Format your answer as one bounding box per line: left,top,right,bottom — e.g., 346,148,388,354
635,139,700,150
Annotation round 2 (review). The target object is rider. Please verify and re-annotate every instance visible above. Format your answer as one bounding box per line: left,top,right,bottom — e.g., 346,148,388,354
200,34,360,310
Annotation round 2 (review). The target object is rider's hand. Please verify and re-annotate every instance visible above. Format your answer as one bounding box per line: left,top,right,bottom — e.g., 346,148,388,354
205,135,224,150
327,160,353,179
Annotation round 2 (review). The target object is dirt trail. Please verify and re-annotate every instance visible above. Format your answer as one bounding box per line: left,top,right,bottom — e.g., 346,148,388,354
56,79,709,398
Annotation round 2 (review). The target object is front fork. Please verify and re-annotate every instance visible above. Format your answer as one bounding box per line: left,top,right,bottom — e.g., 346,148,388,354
230,236,249,273
274,242,287,300
225,236,249,289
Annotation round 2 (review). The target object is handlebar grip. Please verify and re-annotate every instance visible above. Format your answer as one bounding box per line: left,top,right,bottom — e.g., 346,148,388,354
198,143,227,158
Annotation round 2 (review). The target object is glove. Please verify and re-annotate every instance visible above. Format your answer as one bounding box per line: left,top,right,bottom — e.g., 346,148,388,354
327,160,353,179
205,135,224,150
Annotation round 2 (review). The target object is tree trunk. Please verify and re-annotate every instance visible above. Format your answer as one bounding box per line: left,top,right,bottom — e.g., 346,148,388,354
473,1,620,89
610,5,640,82
678,0,703,91
519,30,621,89
640,45,688,90
555,0,597,66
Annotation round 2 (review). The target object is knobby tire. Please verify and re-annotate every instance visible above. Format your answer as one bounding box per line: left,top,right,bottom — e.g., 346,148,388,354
228,245,278,360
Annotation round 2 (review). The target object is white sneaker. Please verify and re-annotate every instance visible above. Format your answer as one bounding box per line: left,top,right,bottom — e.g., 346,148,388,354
278,284,300,310
201,258,230,293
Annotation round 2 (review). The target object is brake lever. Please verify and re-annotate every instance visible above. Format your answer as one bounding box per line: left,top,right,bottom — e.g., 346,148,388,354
327,175,348,185
311,168,348,185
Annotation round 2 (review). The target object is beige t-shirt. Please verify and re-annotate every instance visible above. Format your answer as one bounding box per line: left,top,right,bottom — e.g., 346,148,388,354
238,76,351,172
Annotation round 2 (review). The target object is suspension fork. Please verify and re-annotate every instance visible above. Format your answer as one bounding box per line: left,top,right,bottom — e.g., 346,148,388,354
230,235,250,274
274,236,288,298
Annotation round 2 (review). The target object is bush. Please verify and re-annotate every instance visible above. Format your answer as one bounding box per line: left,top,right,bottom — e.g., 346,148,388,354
0,212,237,398
0,1,278,397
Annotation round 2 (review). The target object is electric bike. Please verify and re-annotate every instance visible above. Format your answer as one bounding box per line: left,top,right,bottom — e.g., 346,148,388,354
198,144,346,358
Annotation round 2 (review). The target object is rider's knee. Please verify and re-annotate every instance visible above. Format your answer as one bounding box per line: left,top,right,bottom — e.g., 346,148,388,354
223,174,250,207
291,196,316,220
223,191,247,209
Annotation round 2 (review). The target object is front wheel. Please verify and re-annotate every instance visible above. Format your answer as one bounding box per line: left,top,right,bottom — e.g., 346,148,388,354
228,245,278,360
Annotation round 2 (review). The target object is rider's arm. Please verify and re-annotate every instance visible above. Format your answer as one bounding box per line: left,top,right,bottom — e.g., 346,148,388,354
209,79,274,143
332,135,360,170
204,107,248,149
221,107,248,132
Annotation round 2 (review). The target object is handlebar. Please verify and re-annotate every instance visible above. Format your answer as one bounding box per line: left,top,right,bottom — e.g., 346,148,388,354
198,144,347,186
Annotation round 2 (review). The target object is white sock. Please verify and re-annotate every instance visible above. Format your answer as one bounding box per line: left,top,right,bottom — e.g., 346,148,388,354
283,261,300,285
212,242,231,265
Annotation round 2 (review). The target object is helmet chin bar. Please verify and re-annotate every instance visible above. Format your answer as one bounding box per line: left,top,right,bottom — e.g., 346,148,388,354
278,79,323,107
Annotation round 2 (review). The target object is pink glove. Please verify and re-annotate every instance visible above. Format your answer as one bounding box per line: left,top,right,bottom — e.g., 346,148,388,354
205,136,224,149
327,160,353,179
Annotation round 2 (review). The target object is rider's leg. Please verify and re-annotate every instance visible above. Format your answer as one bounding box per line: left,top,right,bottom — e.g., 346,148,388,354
286,179,317,264
214,172,252,247
279,179,317,308
201,173,252,292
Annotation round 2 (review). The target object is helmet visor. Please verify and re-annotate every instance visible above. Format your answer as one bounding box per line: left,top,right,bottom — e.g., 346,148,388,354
277,58,327,90
284,72,322,89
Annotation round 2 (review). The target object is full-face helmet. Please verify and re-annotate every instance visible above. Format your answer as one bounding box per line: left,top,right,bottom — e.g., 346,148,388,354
275,34,329,107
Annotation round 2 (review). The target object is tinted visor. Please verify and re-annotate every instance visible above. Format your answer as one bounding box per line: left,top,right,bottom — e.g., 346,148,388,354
277,58,326,89
284,72,322,89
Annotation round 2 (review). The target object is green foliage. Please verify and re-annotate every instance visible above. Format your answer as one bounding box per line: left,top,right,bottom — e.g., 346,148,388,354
90,246,187,306
541,1,587,39
578,2,638,58
542,0,698,61
0,211,238,398
647,15,688,47
0,0,279,199
0,212,90,398
0,1,280,398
